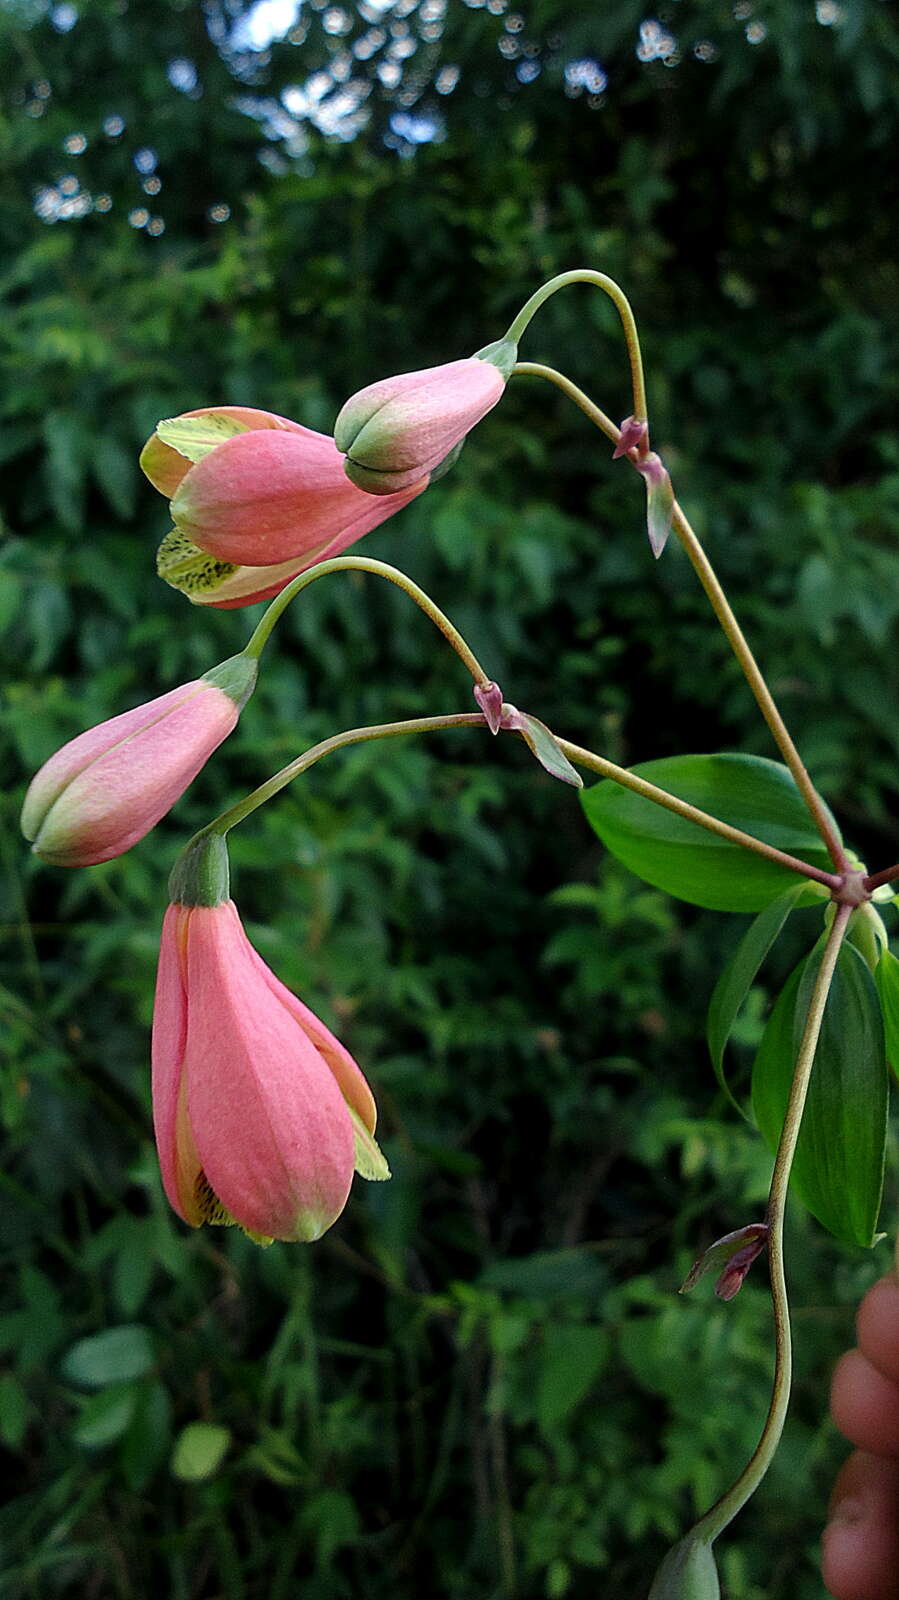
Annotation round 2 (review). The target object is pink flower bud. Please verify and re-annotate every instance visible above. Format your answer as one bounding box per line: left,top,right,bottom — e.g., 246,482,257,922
21,656,256,866
152,897,388,1243
140,406,425,577
334,354,509,495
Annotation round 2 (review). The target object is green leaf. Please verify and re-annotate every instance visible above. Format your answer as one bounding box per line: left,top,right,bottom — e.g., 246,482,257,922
43,409,85,531
751,942,888,1246
299,1488,361,1566
0,1372,30,1449
536,1324,610,1431
61,1325,154,1389
92,433,137,519
581,753,837,911
121,1380,172,1492
706,884,804,1110
155,412,250,463
875,948,899,1084
71,1383,137,1448
171,1421,231,1482
478,1248,607,1300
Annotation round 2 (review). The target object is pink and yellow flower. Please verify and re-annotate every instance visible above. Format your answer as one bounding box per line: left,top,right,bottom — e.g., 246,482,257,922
152,894,388,1243
141,406,426,607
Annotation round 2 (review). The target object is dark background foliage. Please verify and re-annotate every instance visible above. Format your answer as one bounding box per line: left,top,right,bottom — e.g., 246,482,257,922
1,0,898,1594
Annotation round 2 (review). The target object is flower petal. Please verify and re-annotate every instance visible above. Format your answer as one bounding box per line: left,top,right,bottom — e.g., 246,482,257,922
183,904,356,1242
151,905,202,1225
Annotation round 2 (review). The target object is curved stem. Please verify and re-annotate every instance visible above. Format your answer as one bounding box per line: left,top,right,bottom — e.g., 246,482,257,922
513,361,848,873
204,713,488,837
669,504,848,873
199,700,838,889
554,737,840,890
513,362,619,443
242,555,490,686
691,904,851,1545
504,270,648,423
864,864,899,894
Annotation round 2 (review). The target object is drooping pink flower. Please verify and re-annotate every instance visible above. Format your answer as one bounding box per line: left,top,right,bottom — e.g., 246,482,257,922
21,655,257,866
152,896,387,1243
334,352,511,495
141,406,426,600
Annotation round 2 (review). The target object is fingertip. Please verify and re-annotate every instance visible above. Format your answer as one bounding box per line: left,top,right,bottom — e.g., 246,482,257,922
857,1276,899,1388
823,1452,899,1600
831,1349,899,1457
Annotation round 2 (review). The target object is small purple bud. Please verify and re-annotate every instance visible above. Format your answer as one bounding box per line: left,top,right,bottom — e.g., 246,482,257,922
474,680,504,735
680,1223,769,1302
714,1237,768,1302
612,414,648,459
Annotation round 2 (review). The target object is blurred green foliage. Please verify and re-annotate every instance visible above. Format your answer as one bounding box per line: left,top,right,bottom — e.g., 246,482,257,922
1,0,898,1595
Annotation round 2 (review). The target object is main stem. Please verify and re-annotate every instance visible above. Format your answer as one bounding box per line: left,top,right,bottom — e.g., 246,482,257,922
692,903,852,1546
512,361,848,874
201,705,839,891
242,555,490,686
504,271,648,423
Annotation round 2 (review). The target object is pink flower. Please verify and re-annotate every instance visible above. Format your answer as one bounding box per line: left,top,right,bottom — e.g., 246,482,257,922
141,406,425,605
152,897,388,1243
21,656,256,866
335,353,510,495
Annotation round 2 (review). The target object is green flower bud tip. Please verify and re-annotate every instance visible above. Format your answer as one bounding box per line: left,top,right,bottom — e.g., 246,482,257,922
648,1537,720,1600
336,353,510,495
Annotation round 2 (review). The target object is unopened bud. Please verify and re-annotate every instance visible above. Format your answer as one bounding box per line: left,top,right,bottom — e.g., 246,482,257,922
336,354,509,495
648,1536,720,1599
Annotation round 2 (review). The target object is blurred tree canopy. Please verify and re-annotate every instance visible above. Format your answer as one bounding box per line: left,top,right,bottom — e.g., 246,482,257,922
1,0,898,1595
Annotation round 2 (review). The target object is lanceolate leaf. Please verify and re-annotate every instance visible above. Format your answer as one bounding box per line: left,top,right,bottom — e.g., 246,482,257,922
581,753,838,912
874,948,899,1084
706,883,805,1113
508,711,583,788
751,940,888,1247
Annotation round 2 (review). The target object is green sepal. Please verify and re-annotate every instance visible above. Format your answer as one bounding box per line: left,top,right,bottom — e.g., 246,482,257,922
751,940,888,1247
157,527,238,599
874,947,899,1084
846,902,888,973
168,832,230,908
473,336,518,379
706,883,804,1114
347,1105,391,1182
510,711,583,789
648,1535,720,1599
202,652,258,712
155,412,250,465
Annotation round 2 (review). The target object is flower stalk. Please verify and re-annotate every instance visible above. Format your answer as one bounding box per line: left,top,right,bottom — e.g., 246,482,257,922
512,360,848,873
504,270,648,423
242,555,490,686
689,903,852,1547
191,705,840,895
